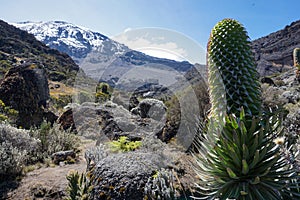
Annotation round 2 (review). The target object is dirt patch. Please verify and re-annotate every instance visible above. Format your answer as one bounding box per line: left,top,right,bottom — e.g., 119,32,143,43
3,139,95,200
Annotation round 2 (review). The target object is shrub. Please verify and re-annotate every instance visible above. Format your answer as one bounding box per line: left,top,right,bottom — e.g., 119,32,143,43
50,94,72,110
108,136,142,152
85,144,108,169
0,141,27,180
0,99,18,123
95,82,112,103
0,123,40,180
29,121,80,159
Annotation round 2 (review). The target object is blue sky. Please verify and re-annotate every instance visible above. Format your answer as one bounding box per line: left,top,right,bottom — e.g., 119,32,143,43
0,0,299,63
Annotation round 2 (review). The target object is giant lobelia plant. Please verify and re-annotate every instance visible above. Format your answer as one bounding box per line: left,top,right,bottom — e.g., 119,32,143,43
192,19,300,200
293,47,300,82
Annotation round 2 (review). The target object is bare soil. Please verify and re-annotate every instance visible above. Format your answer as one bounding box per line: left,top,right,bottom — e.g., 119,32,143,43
2,139,95,200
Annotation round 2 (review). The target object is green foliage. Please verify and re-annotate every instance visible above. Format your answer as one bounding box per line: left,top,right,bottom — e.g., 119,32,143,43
207,18,261,123
0,99,18,123
108,136,142,152
193,109,300,199
95,91,111,103
95,82,112,103
66,170,92,200
293,48,300,82
192,19,300,200
0,59,12,76
0,123,39,180
30,120,80,159
50,94,72,110
0,141,28,180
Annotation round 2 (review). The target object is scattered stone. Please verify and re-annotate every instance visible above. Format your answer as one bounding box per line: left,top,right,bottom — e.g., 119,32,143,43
51,150,76,165
261,77,276,86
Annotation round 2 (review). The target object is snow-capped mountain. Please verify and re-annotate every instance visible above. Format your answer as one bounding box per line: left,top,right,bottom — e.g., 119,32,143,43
12,21,129,63
12,21,199,91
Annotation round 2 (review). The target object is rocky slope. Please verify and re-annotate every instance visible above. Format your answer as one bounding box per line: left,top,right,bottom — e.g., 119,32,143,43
0,20,80,84
251,20,300,76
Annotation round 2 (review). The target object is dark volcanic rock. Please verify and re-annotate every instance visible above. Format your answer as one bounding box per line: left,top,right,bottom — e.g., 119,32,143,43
65,101,165,143
251,20,300,76
58,108,76,132
51,150,76,165
89,152,166,200
0,63,50,128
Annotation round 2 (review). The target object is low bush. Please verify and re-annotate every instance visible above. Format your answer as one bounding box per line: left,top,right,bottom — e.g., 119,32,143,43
108,136,142,152
0,121,80,181
0,123,39,180
29,121,80,158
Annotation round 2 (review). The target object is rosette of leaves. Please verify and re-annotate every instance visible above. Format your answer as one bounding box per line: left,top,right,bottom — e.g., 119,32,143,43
193,109,300,199
192,19,300,200
66,170,92,200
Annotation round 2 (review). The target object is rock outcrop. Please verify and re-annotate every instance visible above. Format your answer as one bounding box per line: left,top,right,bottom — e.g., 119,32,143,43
60,101,166,144
251,20,300,76
0,63,54,128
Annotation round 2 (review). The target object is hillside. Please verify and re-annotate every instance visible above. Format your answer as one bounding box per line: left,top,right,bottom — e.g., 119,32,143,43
251,20,300,76
0,19,80,84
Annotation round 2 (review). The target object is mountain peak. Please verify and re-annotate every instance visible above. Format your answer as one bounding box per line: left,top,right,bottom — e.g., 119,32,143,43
12,21,129,63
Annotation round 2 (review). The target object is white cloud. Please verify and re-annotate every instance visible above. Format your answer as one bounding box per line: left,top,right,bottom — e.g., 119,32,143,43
113,27,206,64
113,29,188,62
137,47,186,61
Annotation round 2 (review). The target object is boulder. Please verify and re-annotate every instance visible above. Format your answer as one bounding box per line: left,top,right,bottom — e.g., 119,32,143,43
51,150,76,165
131,98,166,120
0,63,50,128
89,152,166,200
261,77,276,86
112,91,139,111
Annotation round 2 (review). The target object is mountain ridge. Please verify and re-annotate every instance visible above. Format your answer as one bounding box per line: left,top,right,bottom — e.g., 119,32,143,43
251,19,300,76
12,21,129,63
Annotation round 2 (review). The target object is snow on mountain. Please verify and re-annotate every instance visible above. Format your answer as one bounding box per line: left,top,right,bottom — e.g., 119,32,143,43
11,21,198,90
12,21,129,63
